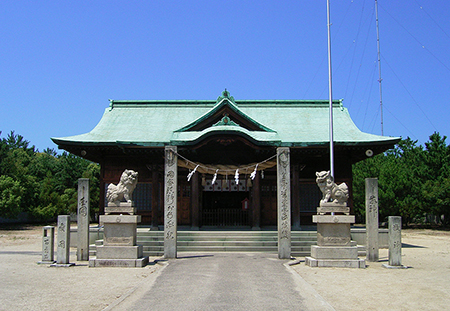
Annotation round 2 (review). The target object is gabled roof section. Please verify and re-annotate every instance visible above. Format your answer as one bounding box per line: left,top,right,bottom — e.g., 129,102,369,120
51,91,400,152
174,90,276,133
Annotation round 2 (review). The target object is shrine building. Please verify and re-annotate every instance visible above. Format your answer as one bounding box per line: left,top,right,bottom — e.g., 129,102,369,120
52,90,399,229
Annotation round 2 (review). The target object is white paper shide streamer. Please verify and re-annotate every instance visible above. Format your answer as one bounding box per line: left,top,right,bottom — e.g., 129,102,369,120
212,169,219,185
234,169,239,185
187,165,199,181
250,164,258,180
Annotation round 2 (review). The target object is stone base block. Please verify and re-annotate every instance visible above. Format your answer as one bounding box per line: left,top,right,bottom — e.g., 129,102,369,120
89,257,149,268
50,263,75,268
316,223,352,246
105,206,137,215
313,214,355,223
37,261,56,265
100,214,141,224
382,264,409,269
107,202,133,208
317,205,350,215
319,202,347,207
96,245,143,259
305,257,366,269
310,245,358,260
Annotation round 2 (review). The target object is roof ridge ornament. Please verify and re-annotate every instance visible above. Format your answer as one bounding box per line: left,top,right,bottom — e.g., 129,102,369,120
213,113,239,127
216,88,236,104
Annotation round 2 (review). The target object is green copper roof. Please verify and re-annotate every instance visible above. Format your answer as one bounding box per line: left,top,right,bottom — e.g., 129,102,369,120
52,91,400,148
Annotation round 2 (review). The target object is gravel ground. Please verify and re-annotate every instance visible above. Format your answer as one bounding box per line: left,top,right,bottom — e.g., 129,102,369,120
0,225,449,311
291,229,450,310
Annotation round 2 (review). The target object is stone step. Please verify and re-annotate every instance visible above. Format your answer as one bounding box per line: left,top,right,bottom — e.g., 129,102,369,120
136,237,315,243
137,240,317,246
90,231,318,257
136,231,316,239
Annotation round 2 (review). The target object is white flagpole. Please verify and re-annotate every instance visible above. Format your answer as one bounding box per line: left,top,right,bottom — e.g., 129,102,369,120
375,0,384,136
327,0,335,178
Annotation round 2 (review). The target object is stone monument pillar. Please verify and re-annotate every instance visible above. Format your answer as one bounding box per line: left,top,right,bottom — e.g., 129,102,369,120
164,146,178,259
38,226,55,264
277,147,291,259
365,178,379,262
77,178,90,261
382,216,407,269
89,169,148,267
51,215,74,267
305,171,365,268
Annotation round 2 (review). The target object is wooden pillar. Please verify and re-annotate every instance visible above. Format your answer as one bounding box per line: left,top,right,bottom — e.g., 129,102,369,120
252,172,261,230
151,167,159,230
277,147,291,259
164,146,177,259
191,171,200,230
292,165,301,230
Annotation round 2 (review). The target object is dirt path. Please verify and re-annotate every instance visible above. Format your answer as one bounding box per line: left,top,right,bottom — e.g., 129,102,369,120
0,225,161,311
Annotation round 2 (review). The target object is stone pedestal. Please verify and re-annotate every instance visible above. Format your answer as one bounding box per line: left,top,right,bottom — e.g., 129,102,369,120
306,212,365,268
89,203,148,267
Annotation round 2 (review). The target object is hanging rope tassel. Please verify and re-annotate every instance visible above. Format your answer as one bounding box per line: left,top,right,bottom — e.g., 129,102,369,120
187,165,199,181
234,169,239,185
250,164,258,180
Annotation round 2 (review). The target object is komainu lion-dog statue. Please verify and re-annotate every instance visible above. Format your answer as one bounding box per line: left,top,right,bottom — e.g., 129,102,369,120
106,169,138,205
316,170,349,206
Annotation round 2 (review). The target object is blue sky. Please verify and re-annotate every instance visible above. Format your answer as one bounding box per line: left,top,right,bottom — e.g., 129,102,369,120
1,1,449,151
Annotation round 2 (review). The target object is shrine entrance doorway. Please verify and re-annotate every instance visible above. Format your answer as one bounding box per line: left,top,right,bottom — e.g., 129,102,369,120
201,178,251,227
202,191,250,227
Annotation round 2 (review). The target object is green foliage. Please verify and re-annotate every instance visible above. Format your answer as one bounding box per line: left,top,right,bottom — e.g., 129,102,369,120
0,175,25,219
82,163,100,219
353,133,450,227
0,130,100,221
